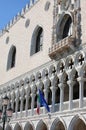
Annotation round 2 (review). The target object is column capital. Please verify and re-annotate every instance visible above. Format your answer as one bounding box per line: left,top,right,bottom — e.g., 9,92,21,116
58,83,66,89
67,80,76,87
77,77,86,82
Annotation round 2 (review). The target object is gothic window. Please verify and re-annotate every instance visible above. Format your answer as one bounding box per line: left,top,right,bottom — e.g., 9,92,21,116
56,14,72,42
44,1,50,11
30,26,43,56
7,45,16,70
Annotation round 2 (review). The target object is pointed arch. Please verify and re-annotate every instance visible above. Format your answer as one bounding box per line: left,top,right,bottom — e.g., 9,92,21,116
50,117,66,130
36,120,48,130
24,122,34,130
30,25,43,56
57,60,65,73
7,45,16,70
56,12,73,42
5,125,12,130
65,56,74,70
14,123,22,130
75,51,85,66
68,114,86,130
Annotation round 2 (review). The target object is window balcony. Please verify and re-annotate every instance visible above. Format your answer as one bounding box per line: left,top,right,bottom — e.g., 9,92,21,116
49,36,75,59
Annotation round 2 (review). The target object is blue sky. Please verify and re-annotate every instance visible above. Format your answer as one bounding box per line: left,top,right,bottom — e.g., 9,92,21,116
0,0,30,30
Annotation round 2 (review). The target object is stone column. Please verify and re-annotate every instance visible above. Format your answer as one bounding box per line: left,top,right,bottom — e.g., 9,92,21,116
50,87,56,112
78,78,84,108
67,80,73,110
20,97,23,113
58,83,64,111
43,89,49,113
15,98,19,117
25,95,28,111
31,93,35,115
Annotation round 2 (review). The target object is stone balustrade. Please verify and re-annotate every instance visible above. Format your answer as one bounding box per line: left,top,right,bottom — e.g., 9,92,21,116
49,36,75,59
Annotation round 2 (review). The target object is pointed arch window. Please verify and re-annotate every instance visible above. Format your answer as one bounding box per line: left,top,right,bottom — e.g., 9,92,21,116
56,14,72,42
30,26,43,56
7,45,16,70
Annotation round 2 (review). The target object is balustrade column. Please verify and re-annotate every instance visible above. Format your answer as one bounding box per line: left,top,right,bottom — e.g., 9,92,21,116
44,89,48,113
31,93,35,115
20,97,23,113
67,81,73,110
59,83,64,111
50,87,56,112
25,95,28,111
78,79,84,108
15,98,19,116
11,100,14,110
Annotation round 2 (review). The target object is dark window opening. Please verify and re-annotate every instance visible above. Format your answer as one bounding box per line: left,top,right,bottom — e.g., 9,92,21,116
73,82,79,100
11,48,16,68
30,27,43,56
7,45,16,70
35,28,43,53
62,16,72,39
55,87,60,103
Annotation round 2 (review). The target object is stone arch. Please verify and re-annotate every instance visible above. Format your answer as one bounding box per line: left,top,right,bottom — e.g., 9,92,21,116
69,68,79,100
7,45,16,70
25,77,29,84
65,56,74,70
42,68,48,78
14,123,22,130
36,120,48,130
50,117,66,130
36,71,42,81
57,60,65,73
75,51,85,67
56,12,73,42
30,25,43,56
30,74,35,83
24,122,34,130
49,64,56,75
60,71,68,83
69,67,78,80
5,124,12,130
68,114,86,130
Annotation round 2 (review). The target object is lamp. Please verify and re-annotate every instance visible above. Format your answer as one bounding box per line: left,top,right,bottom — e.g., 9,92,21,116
0,95,13,130
3,95,9,106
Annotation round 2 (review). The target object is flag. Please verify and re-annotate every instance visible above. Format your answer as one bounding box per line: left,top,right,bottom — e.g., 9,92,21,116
37,94,40,114
36,89,50,114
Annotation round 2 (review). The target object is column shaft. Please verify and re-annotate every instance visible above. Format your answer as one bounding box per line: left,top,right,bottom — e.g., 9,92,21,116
79,80,83,108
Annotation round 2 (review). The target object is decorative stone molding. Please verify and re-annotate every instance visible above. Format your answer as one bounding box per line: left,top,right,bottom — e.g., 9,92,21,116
49,36,75,59
0,0,39,37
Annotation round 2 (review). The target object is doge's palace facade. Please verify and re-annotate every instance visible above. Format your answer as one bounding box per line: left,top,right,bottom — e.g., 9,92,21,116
0,0,86,130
